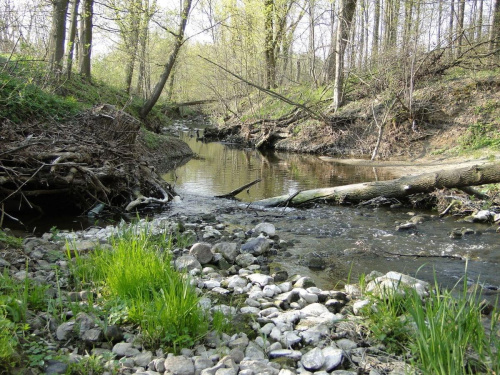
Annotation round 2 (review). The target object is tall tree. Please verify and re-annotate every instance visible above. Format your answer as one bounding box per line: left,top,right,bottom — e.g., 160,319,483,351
490,0,500,55
332,0,357,110
264,0,276,89
456,0,465,56
372,0,380,57
384,0,400,49
79,0,93,79
48,0,69,75
139,0,192,118
65,0,79,78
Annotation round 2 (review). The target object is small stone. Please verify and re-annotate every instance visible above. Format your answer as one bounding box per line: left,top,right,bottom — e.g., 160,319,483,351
112,343,140,358
175,255,202,272
56,321,75,341
293,277,316,289
246,273,273,287
213,242,239,262
81,328,102,343
322,347,343,371
134,351,153,367
268,349,302,361
163,355,195,375
189,243,214,265
44,360,68,374
335,339,357,351
235,253,257,267
253,223,276,237
245,341,265,360
301,347,325,371
104,325,123,342
241,237,270,255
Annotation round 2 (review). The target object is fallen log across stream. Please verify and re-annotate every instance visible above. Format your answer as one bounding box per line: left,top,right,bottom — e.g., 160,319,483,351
252,162,500,207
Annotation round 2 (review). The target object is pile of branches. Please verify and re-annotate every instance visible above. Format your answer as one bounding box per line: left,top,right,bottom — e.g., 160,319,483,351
0,104,175,224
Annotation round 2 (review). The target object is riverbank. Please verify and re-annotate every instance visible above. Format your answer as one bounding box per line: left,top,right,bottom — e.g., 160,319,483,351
0,214,498,374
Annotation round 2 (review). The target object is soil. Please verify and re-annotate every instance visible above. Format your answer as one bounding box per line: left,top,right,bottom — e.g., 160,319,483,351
207,73,500,167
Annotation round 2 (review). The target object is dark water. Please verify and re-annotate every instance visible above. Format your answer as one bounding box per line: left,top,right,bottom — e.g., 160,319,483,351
163,127,500,295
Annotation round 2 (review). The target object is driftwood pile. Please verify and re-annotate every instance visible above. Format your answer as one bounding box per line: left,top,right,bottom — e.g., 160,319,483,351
0,104,175,224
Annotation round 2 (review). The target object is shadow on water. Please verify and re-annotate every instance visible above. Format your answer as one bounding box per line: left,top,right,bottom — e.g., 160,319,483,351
163,128,500,298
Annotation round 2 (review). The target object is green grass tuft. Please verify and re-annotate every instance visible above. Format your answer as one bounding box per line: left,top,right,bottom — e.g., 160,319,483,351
69,226,209,351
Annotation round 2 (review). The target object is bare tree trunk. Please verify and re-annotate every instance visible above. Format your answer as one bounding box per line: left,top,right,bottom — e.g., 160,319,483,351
123,0,142,94
477,0,484,41
139,0,192,119
264,0,276,89
332,0,357,110
322,2,336,84
48,0,69,75
65,0,79,78
79,0,93,80
448,0,455,58
372,0,380,58
253,163,500,207
490,0,500,55
456,0,465,56
437,0,442,47
136,0,151,98
308,0,318,87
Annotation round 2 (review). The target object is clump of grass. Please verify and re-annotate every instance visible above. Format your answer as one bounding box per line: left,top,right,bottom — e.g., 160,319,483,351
363,271,499,374
69,226,209,351
0,229,23,248
458,122,500,152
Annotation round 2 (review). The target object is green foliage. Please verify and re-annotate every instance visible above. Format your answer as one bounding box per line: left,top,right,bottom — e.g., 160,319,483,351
0,230,23,248
0,308,18,368
363,272,500,374
458,122,500,151
0,70,81,123
68,226,209,351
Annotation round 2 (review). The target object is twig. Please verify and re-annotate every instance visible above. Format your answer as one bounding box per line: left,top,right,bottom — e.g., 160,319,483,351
216,179,261,198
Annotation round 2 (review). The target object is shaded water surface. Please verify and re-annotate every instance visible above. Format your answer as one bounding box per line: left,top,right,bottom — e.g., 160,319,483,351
164,129,500,294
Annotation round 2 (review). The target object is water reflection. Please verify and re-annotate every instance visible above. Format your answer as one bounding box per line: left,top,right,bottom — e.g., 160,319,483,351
163,132,395,201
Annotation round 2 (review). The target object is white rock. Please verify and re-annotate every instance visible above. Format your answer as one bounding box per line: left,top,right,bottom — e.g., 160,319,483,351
253,223,276,236
301,347,325,371
247,274,273,287
321,347,343,372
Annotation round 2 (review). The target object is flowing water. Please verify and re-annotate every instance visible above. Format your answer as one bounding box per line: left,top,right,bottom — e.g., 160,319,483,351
163,124,500,294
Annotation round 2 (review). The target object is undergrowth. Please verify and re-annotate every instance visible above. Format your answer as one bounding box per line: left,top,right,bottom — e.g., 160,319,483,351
68,226,209,352
363,271,500,375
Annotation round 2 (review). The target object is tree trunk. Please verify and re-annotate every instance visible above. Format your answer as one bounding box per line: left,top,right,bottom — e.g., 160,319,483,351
449,0,455,58
477,0,484,41
79,0,93,80
123,0,142,94
490,0,500,55
437,0,442,47
48,0,69,75
65,0,79,78
264,0,276,89
136,0,152,98
139,0,192,119
252,163,500,207
308,0,317,87
457,0,465,56
372,0,380,58
332,0,357,110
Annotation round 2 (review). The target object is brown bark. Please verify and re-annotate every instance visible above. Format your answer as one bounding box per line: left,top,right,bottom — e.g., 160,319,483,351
139,0,192,119
79,0,93,80
252,163,500,207
48,0,70,75
65,0,79,78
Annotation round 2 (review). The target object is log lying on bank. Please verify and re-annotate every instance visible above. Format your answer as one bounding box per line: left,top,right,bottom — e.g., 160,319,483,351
252,162,500,207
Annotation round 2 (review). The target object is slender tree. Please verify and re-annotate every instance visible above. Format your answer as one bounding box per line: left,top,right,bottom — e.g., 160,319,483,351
264,0,276,89
79,0,93,79
332,0,357,110
372,0,380,58
491,0,500,56
48,0,70,75
65,0,79,78
139,0,192,118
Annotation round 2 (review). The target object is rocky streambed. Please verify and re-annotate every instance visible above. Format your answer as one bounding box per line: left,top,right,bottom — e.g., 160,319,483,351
0,214,496,375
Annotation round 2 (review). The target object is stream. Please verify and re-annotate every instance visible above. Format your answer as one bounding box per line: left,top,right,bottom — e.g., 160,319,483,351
162,123,500,294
